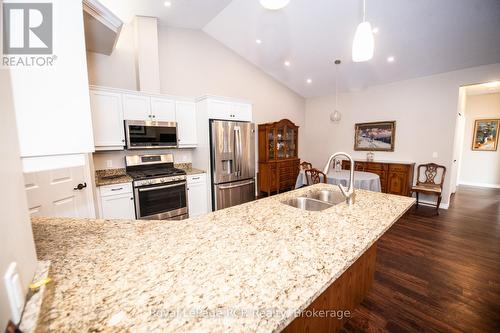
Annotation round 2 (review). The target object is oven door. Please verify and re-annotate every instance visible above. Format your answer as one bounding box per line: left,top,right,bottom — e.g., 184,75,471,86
125,120,178,149
134,181,188,220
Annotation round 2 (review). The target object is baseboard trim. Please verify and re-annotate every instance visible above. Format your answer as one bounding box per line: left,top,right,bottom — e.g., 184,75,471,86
458,181,500,189
416,199,449,210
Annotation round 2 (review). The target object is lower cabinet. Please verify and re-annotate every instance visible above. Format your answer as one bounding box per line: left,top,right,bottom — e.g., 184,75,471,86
98,183,136,219
187,174,208,218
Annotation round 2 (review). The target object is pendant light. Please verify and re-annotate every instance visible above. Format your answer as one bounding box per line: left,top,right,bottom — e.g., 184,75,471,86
352,0,374,62
260,0,290,10
330,60,342,123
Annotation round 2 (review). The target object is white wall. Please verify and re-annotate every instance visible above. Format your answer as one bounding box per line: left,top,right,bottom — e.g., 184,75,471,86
86,25,305,169
304,63,500,206
459,92,500,187
0,70,37,329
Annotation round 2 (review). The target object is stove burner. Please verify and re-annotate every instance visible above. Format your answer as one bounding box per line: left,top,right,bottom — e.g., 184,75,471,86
127,167,186,180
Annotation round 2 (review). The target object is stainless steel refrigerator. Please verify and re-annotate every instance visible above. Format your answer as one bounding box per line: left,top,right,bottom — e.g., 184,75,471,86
210,120,256,211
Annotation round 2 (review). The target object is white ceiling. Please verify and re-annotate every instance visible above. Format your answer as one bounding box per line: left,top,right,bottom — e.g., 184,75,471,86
204,0,500,97
97,0,500,98
97,0,232,29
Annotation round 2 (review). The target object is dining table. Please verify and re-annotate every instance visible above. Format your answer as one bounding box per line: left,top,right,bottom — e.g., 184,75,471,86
295,169,382,192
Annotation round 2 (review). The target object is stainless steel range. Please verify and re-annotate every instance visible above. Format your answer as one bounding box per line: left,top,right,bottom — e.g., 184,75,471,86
126,154,188,220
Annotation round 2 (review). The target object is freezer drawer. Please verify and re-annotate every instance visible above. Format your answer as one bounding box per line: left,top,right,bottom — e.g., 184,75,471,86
213,179,255,210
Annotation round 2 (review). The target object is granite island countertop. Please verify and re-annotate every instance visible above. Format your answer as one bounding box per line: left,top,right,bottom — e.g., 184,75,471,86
31,184,414,332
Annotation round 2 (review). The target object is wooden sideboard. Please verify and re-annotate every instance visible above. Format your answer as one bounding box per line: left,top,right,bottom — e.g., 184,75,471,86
258,119,300,196
342,160,415,196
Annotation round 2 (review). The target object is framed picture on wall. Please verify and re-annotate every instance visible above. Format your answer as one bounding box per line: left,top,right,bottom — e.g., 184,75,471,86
472,119,499,151
354,121,396,151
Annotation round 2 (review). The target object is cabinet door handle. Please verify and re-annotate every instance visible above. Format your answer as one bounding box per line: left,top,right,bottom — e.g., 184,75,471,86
152,115,156,118
130,197,134,200
111,187,123,191
191,177,200,180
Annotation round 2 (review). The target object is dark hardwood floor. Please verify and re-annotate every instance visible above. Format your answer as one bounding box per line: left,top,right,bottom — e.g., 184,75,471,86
341,185,500,333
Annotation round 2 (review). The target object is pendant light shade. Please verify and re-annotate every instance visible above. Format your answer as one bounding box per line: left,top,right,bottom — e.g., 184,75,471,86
352,21,374,62
352,0,374,62
330,110,341,122
259,0,290,10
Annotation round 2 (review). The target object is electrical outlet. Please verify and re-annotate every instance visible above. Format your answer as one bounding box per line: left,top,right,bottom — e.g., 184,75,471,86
4,262,25,324
432,152,438,158
106,160,113,168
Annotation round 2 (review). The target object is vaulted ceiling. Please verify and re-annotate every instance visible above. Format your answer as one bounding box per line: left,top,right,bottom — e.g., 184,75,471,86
98,0,500,98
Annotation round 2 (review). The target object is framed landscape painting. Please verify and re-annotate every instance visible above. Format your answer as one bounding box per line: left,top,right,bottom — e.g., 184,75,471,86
354,121,396,152
472,119,499,151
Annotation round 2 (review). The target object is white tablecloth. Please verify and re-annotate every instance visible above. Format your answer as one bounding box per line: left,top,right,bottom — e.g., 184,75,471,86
295,170,381,192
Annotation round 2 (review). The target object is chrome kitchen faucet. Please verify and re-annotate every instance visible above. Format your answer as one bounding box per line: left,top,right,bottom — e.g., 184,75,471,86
323,152,356,206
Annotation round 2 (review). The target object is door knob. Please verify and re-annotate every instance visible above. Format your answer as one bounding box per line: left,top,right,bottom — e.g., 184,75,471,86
74,182,87,190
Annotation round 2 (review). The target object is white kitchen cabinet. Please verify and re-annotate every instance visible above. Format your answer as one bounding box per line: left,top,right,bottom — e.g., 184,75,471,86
9,0,94,164
151,97,176,122
90,90,125,150
123,94,151,120
187,174,208,218
176,101,198,147
206,98,252,121
99,183,136,219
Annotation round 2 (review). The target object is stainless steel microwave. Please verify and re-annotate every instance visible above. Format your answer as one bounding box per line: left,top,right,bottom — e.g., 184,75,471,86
125,120,178,149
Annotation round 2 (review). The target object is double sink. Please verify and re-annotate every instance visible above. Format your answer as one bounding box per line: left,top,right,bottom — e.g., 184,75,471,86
283,189,346,211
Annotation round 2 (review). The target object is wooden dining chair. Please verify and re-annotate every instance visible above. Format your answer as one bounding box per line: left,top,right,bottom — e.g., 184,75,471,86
305,168,327,185
411,163,446,214
300,161,313,171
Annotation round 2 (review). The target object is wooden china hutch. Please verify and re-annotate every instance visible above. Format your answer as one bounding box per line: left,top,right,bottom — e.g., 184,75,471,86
258,119,300,196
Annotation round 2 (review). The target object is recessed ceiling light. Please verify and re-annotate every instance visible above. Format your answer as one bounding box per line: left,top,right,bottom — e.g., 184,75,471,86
164,1,172,7
306,78,312,84
284,60,291,67
260,0,290,10
387,56,395,63
256,39,262,44
372,27,379,34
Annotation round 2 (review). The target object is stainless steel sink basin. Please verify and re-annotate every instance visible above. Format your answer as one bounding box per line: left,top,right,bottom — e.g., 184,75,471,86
283,197,333,211
307,190,346,205
282,189,346,211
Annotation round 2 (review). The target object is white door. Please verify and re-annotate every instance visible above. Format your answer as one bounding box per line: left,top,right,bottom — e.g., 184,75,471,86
151,97,176,122
24,166,92,218
187,175,208,218
101,193,136,219
176,101,197,147
123,94,151,120
90,90,125,149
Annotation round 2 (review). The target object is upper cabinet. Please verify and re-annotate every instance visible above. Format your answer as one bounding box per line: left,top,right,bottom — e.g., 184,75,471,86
201,97,253,122
89,90,125,150
123,94,151,120
89,86,198,150
9,0,95,163
176,101,197,148
151,97,176,122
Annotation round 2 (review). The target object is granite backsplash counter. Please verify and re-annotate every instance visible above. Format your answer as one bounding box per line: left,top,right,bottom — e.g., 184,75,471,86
31,184,414,332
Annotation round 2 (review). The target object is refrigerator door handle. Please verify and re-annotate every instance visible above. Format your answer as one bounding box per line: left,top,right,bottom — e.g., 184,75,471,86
234,126,242,177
